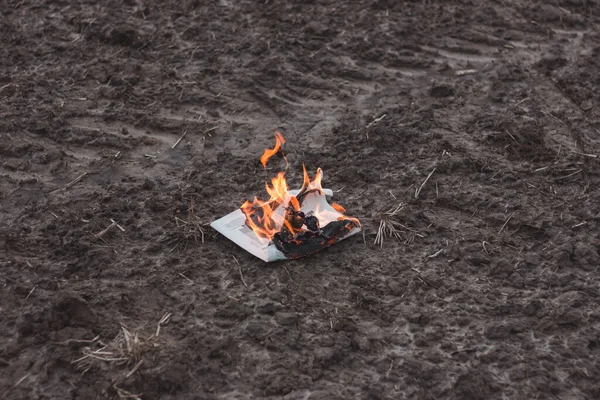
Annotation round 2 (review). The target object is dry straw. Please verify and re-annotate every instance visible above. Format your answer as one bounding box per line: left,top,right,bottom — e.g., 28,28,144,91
374,203,405,247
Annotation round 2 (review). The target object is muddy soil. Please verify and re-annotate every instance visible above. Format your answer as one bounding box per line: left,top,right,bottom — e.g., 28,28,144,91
2,1,600,399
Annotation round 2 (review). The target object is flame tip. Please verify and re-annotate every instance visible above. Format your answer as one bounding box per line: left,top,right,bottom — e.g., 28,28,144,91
260,132,287,169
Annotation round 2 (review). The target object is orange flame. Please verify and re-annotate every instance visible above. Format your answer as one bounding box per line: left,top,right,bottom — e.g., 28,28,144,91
241,132,359,242
289,196,300,211
298,164,324,196
260,131,286,169
332,202,360,226
331,203,346,213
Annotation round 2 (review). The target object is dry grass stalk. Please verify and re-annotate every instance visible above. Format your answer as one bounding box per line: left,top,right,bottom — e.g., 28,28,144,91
455,69,477,76
171,130,188,149
232,255,248,287
25,285,37,300
65,172,88,189
114,384,142,400
497,211,516,236
95,218,125,239
176,200,206,242
155,312,172,337
73,324,158,375
374,203,405,247
367,113,387,128
415,168,436,199
163,199,209,251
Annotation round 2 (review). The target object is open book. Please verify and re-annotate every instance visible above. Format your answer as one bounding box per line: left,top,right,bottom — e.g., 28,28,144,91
210,189,361,262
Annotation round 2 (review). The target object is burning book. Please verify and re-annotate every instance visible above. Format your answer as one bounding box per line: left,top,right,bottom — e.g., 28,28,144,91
211,132,361,262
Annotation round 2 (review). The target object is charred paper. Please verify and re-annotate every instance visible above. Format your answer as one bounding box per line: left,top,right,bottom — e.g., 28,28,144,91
211,132,360,262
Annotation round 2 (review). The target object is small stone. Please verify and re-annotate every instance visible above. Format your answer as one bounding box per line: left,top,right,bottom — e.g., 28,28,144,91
581,100,593,111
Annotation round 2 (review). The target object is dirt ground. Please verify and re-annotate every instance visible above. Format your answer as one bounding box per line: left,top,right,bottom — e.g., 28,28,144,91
1,0,600,399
